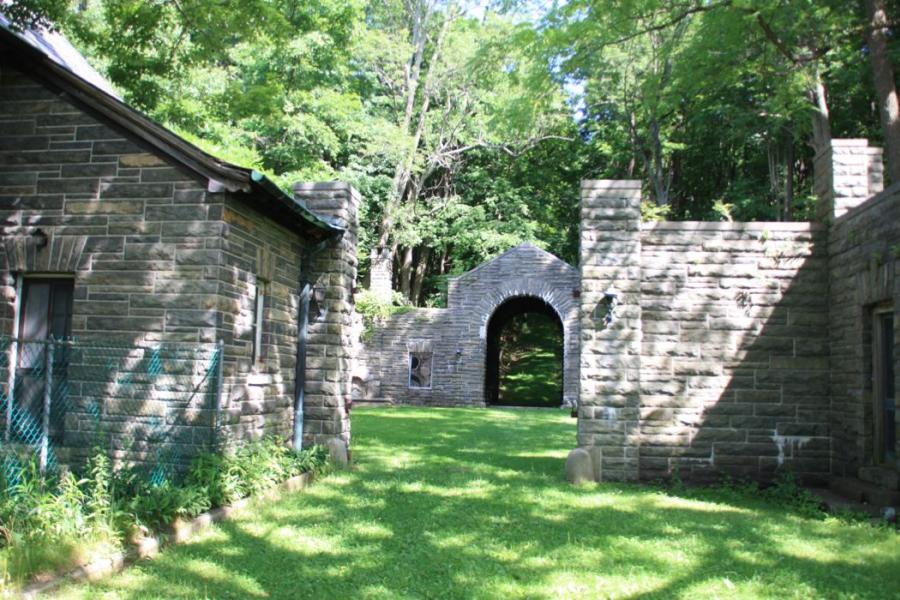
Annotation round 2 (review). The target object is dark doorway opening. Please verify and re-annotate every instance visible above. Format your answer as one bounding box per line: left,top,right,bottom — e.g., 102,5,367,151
485,296,563,407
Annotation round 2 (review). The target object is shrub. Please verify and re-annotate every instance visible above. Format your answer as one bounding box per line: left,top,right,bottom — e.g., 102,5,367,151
187,437,330,508
355,289,414,341
0,439,330,588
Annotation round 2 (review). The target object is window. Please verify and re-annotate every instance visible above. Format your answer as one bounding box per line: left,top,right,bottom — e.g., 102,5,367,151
408,352,433,389
251,283,266,364
874,310,896,463
12,277,74,444
18,278,73,341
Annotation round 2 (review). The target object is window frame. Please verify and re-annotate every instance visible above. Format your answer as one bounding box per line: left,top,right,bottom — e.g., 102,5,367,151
251,281,266,365
873,306,896,464
408,351,433,390
17,275,75,341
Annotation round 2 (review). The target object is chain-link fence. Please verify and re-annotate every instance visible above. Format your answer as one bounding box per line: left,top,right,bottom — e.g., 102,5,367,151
0,337,223,485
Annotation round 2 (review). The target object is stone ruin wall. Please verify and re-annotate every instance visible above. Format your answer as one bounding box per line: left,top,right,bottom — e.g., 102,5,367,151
356,244,580,408
637,221,829,483
361,138,900,485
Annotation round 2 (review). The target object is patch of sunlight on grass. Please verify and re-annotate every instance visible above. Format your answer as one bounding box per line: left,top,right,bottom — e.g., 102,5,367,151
432,533,479,551
650,493,757,515
181,559,268,597
351,522,393,540
511,449,569,459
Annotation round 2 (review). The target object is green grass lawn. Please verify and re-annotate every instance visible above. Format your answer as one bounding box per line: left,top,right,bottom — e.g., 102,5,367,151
55,408,899,599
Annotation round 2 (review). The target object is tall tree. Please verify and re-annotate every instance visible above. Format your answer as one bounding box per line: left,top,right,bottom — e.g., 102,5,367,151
865,0,900,183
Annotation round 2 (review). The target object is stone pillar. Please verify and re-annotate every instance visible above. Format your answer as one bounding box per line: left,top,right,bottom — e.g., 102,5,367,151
369,247,393,303
293,182,359,454
570,180,642,482
815,139,884,221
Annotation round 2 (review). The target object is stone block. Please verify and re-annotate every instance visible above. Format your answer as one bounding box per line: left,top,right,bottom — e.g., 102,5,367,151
565,447,595,484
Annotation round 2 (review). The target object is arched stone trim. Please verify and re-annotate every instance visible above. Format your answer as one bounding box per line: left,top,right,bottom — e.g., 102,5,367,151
473,278,580,407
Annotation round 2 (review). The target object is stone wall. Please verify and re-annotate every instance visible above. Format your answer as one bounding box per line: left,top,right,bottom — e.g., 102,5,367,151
293,182,358,450
359,243,580,407
574,182,831,483
828,182,900,476
639,221,829,483
214,196,306,444
813,139,884,222
0,66,228,464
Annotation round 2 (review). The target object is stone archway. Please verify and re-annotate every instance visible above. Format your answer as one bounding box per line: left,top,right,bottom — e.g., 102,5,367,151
357,243,580,407
484,295,566,406
469,274,580,408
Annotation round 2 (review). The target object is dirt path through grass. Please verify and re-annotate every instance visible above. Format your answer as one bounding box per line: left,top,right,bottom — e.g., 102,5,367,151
56,408,899,599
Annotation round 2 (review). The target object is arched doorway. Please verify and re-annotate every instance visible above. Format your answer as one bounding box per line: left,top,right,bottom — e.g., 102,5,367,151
485,296,565,407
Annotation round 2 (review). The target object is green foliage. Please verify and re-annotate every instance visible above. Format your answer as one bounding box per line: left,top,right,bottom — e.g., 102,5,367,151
354,290,413,341
1,0,70,31
640,199,671,222
761,471,824,519
187,437,329,510
22,0,899,304
0,450,121,588
0,440,329,588
495,313,564,407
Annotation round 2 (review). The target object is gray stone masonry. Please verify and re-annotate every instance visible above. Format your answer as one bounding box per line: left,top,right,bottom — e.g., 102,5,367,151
814,139,884,222
573,182,831,484
0,65,225,465
578,180,643,482
293,182,359,449
0,65,355,466
639,221,829,483
213,196,306,446
828,182,900,476
358,243,580,407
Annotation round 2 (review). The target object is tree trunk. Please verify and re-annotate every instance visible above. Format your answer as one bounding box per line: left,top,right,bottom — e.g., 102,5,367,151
627,111,637,177
784,125,794,221
767,139,779,196
411,246,431,305
398,245,414,300
809,72,832,155
865,0,900,183
649,117,669,205
377,2,455,251
438,246,448,276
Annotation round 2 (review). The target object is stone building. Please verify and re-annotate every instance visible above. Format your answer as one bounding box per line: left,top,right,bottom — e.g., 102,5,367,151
0,19,357,466
361,146,899,501
357,243,580,407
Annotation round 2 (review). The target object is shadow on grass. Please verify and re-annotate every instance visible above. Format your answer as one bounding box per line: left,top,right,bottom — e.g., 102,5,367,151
56,407,899,599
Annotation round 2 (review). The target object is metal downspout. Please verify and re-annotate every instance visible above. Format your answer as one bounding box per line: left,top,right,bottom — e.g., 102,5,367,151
292,236,334,450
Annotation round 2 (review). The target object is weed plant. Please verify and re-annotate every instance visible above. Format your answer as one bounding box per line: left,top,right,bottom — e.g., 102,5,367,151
0,438,329,590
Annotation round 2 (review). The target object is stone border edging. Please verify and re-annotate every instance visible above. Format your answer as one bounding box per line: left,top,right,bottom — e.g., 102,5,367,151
18,472,315,599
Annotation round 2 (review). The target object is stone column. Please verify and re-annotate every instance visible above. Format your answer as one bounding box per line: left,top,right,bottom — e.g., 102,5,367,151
369,247,393,303
293,182,359,457
567,180,642,483
814,139,884,221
